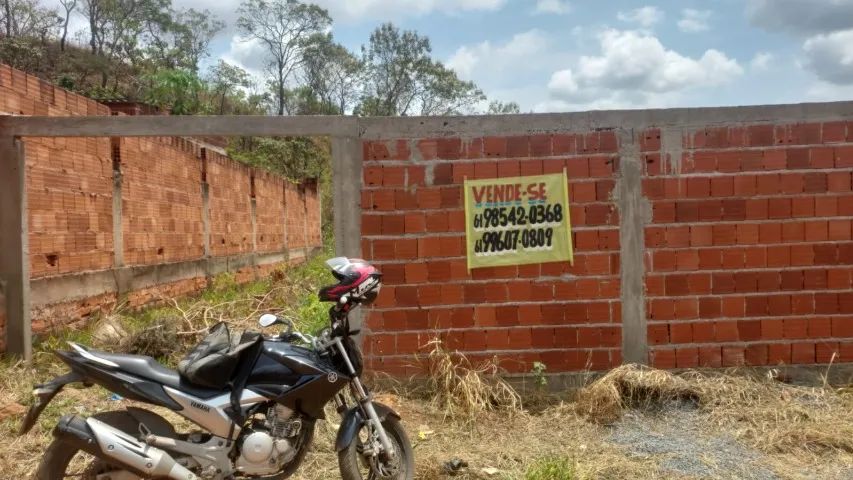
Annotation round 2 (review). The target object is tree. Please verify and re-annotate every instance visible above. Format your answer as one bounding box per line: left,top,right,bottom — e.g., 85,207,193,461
1,0,60,40
81,0,164,85
358,23,484,116
58,0,75,51
228,136,328,180
206,60,252,114
301,33,362,114
237,0,331,116
174,8,223,72
487,100,520,114
143,68,203,114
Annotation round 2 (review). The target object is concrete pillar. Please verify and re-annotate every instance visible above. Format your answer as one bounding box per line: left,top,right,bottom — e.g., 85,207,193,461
282,183,289,261
251,196,258,279
302,184,309,254
331,137,362,259
111,138,124,268
0,136,31,360
616,129,650,365
331,136,364,336
202,183,211,258
200,149,211,281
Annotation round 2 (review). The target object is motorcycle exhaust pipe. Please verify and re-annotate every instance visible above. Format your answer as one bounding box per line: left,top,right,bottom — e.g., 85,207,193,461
55,414,198,480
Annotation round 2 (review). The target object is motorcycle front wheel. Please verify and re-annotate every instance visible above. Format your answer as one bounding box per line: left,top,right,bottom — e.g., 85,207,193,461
338,416,414,480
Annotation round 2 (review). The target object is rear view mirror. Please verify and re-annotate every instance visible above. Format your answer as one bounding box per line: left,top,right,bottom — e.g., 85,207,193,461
259,314,280,328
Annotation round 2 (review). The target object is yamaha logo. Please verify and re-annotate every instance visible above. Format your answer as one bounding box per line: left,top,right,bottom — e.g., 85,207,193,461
327,372,338,383
190,401,210,412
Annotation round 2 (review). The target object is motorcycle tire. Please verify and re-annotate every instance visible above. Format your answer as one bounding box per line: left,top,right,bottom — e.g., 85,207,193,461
338,416,414,480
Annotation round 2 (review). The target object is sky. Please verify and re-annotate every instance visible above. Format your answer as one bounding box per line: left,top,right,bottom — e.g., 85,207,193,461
58,0,853,113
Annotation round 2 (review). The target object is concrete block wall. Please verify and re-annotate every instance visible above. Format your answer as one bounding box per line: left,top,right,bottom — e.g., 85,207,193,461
643,123,853,369
358,121,853,376
0,64,323,352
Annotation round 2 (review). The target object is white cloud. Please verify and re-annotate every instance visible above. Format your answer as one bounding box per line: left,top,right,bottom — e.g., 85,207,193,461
221,35,268,77
533,0,571,15
447,29,550,80
617,6,664,28
678,8,711,33
314,0,506,22
803,29,853,84
750,52,774,70
746,0,853,35
546,29,743,109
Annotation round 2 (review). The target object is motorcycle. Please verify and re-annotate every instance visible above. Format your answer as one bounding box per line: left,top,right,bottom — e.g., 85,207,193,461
20,257,413,480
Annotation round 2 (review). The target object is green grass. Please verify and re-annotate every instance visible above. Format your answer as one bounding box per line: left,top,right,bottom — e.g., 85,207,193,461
521,456,576,480
15,250,335,373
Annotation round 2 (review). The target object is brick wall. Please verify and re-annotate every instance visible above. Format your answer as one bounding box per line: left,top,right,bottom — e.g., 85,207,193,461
305,180,322,247
2,64,117,279
285,183,308,249
0,64,323,351
254,171,287,254
360,122,853,376
360,134,623,375
643,124,853,369
121,137,205,265
208,154,254,257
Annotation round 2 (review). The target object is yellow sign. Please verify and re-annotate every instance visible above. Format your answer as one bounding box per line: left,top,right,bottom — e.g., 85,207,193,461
464,171,574,269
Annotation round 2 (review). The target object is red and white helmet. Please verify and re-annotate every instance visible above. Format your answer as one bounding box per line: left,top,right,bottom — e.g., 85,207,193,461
318,257,382,305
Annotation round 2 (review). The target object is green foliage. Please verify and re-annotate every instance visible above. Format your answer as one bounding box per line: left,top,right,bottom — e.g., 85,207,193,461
205,59,253,114
531,361,548,390
301,32,363,114
142,68,203,114
523,456,576,480
228,136,329,181
489,100,521,114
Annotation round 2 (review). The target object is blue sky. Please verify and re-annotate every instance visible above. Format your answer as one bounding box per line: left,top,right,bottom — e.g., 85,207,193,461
60,0,853,112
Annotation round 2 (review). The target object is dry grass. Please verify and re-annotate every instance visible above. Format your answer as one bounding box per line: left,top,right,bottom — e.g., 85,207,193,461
575,364,700,424
422,338,522,422
2,268,852,478
576,364,853,458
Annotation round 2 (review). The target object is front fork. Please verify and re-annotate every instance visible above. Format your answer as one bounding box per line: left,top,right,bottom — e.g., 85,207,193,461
332,338,397,459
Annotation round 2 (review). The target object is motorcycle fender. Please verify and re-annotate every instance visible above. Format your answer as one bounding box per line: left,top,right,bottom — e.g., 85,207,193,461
19,371,87,435
334,402,400,452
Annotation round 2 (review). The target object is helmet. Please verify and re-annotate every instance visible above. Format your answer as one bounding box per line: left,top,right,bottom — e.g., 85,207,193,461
318,257,382,305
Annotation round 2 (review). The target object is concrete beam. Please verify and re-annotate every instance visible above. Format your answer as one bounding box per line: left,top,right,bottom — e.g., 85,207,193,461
0,137,31,360
615,129,650,365
0,115,359,138
4,100,853,139
358,101,853,138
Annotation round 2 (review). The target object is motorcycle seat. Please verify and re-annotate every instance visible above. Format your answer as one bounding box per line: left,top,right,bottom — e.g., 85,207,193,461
81,346,228,399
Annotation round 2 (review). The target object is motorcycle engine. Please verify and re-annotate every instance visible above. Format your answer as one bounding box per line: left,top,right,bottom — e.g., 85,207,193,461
236,405,303,475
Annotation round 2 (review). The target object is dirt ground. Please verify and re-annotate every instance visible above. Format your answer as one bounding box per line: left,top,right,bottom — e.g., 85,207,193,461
1,264,851,479
1,360,852,479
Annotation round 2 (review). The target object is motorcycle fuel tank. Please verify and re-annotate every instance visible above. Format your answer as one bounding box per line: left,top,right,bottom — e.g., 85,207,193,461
246,341,350,419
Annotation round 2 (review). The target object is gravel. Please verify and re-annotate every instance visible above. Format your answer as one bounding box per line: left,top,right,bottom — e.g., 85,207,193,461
609,405,780,480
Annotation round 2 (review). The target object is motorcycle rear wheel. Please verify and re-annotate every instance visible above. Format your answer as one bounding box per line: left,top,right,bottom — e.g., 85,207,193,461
36,440,145,479
338,416,414,480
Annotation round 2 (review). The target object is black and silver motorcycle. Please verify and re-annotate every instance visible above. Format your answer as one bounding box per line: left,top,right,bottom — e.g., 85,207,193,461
20,257,413,480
